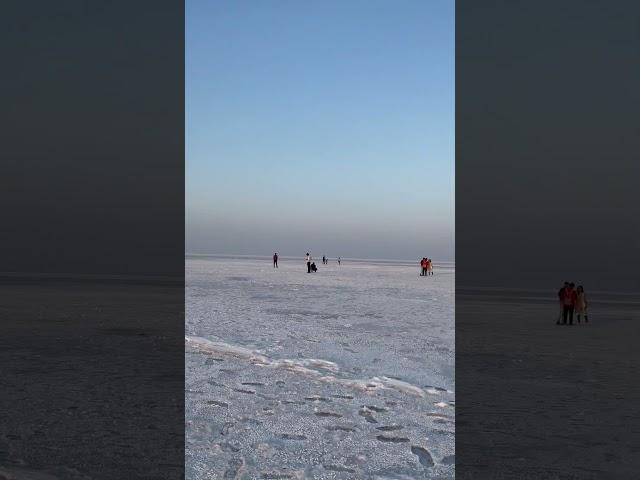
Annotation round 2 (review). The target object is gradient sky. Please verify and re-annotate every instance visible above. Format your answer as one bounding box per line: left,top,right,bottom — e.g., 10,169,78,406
186,0,454,261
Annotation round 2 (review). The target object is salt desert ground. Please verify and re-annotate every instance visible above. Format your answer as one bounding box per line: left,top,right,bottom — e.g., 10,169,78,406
456,288,640,480
186,256,455,479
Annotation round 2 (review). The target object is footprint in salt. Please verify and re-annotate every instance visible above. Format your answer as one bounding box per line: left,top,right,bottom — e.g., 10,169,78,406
376,434,410,443
305,396,331,402
325,425,356,432
364,405,388,413
411,446,435,467
434,418,454,424
358,408,378,424
314,411,342,418
376,425,403,432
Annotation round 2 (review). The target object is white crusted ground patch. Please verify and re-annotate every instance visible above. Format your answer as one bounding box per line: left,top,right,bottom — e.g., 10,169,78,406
186,256,454,479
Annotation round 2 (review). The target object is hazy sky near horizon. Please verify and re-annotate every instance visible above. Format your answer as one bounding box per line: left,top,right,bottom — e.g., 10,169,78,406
186,0,454,261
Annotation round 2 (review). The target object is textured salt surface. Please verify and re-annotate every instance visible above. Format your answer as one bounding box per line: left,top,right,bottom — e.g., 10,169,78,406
186,257,454,479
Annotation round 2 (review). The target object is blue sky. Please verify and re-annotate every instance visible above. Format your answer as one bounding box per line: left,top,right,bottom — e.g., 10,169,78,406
186,0,454,260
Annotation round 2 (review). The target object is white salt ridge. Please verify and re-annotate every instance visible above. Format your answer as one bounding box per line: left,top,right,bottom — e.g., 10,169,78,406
186,335,449,398
378,376,430,397
185,335,268,363
279,358,340,373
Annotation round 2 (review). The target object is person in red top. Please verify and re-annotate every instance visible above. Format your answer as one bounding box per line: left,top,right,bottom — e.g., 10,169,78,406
561,282,578,325
420,258,427,276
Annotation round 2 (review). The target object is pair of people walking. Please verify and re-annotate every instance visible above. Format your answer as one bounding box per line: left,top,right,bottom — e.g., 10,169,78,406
420,258,433,276
557,282,588,325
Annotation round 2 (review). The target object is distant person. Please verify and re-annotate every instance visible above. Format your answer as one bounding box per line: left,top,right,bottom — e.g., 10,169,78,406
322,255,326,265
575,285,588,323
306,253,311,273
427,258,434,276
561,282,578,325
556,282,569,324
273,252,278,268
311,262,318,272
338,257,341,265
420,258,427,276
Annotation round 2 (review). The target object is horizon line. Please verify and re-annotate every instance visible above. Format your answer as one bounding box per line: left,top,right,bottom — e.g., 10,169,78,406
185,252,456,264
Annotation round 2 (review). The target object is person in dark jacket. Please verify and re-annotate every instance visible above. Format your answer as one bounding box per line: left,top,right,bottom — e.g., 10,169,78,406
556,281,569,324
273,253,278,268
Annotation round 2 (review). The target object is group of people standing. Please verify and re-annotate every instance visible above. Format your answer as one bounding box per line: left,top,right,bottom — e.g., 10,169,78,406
273,252,341,271
420,258,434,276
557,282,588,325
307,254,341,272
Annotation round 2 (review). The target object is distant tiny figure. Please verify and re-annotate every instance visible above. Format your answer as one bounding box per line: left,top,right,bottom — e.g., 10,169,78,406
338,257,341,265
306,253,311,273
311,262,318,272
427,258,434,276
322,255,326,265
420,258,427,276
556,281,569,324
273,252,278,268
575,285,588,323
